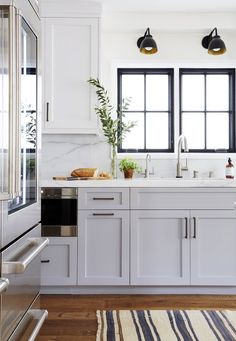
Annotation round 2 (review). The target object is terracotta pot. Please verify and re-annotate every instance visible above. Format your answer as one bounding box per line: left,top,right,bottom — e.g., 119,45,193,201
124,169,134,179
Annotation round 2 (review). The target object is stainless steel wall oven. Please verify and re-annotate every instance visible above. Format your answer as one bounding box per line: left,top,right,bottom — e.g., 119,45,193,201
41,187,78,237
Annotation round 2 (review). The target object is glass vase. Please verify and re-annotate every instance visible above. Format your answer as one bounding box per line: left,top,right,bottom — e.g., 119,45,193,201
111,146,117,179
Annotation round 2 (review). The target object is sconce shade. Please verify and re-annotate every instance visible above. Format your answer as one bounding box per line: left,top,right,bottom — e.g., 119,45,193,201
208,35,226,55
202,28,226,55
137,28,158,55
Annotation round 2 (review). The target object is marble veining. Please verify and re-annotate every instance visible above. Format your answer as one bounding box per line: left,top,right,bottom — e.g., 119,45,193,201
41,135,234,182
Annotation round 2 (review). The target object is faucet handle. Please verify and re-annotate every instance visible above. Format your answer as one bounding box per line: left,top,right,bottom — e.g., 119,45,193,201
209,171,214,178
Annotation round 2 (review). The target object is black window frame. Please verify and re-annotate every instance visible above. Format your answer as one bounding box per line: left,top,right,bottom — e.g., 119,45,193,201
179,68,236,153
117,68,174,153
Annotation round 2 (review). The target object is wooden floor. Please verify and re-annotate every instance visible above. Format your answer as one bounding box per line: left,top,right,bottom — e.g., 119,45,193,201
36,294,236,341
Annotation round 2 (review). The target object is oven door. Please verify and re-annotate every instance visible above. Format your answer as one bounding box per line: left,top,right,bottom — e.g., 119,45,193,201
0,224,48,341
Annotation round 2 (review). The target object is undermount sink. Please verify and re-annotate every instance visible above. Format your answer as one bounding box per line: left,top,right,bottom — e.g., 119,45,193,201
133,177,226,181
134,177,224,181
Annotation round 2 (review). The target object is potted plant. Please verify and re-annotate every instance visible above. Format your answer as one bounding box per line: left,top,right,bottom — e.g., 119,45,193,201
88,78,136,178
119,158,140,179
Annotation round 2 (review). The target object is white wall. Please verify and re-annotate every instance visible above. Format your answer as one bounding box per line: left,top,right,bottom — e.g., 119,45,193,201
41,11,236,180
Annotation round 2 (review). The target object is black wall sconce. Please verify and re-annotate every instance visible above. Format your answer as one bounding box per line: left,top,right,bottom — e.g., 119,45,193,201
137,28,158,55
202,27,226,55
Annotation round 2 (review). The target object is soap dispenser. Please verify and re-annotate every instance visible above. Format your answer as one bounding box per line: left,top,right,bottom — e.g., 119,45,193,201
225,158,234,179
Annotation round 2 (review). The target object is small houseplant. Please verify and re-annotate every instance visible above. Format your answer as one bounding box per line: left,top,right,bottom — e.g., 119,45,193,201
88,78,136,178
119,158,140,179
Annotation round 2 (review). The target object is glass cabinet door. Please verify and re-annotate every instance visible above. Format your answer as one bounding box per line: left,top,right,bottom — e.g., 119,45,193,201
9,16,37,212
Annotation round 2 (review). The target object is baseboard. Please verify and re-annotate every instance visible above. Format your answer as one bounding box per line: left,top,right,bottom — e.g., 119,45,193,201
40,286,236,295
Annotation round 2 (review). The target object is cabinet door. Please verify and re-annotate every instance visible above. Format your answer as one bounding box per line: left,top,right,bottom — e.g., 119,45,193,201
191,210,236,286
43,17,99,134
41,237,77,285
78,210,129,285
131,210,190,285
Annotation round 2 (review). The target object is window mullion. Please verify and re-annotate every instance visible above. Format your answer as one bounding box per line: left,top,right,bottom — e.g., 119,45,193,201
204,73,207,150
144,73,146,150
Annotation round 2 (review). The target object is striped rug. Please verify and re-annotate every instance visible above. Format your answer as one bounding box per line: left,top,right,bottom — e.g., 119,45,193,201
96,310,236,341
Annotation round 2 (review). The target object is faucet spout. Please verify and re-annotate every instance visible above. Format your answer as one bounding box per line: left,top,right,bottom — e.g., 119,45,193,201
176,135,188,178
145,154,151,178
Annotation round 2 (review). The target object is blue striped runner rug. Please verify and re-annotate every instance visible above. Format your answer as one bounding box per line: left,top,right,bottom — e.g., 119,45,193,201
96,310,236,341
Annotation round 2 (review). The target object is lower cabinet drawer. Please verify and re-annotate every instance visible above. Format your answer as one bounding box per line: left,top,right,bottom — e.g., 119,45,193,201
41,237,77,286
78,188,129,209
131,188,236,210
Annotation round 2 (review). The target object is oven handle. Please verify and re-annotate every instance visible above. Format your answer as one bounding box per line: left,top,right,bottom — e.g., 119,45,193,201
3,238,49,274
0,278,9,294
27,309,48,341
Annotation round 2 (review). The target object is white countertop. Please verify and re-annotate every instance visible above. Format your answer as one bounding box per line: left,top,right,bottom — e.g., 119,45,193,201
40,178,236,188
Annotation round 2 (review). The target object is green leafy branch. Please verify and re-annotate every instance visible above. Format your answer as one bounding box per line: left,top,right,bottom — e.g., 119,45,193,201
88,78,136,148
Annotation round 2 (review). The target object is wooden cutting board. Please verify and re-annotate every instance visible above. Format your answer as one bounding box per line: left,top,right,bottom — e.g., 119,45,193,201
52,176,111,181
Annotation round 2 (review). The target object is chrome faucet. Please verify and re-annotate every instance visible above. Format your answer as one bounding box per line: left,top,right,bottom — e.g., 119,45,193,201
145,154,151,178
176,135,188,178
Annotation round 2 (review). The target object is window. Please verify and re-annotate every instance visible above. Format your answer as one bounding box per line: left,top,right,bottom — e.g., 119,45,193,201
180,68,235,152
117,68,174,153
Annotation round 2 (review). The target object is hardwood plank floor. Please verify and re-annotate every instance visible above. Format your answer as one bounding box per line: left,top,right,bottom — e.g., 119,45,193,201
37,294,236,341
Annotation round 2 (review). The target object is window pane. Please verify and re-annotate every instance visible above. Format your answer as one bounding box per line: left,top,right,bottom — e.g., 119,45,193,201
146,113,168,149
146,75,168,111
182,113,205,149
206,75,229,111
122,113,144,149
207,113,229,149
122,75,144,111
182,75,204,111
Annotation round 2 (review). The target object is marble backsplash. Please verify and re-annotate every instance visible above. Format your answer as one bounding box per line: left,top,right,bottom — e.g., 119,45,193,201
41,135,231,180
41,134,110,179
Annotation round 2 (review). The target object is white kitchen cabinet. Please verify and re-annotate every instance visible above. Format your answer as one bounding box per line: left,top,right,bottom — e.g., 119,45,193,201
190,210,236,286
42,17,99,134
131,208,236,286
78,210,129,285
131,210,190,285
41,237,77,285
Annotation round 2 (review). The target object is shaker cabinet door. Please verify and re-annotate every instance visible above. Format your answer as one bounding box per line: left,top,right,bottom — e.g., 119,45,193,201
190,210,236,286
43,17,99,134
78,210,130,285
131,210,190,285
41,237,77,285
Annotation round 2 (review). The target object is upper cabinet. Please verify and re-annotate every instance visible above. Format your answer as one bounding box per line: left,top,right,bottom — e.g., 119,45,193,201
41,0,101,134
